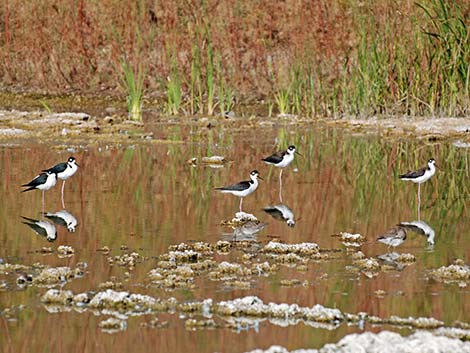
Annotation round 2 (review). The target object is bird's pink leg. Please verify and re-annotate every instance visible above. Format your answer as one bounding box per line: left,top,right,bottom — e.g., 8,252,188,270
61,180,66,208
417,183,421,220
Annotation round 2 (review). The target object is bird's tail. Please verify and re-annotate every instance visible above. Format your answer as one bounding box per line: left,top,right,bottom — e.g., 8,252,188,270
21,216,38,223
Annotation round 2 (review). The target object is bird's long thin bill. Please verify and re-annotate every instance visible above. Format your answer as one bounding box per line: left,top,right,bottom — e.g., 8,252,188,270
295,152,303,157
258,176,264,180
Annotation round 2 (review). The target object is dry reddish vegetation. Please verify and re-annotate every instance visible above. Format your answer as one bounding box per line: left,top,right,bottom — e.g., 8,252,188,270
0,0,469,116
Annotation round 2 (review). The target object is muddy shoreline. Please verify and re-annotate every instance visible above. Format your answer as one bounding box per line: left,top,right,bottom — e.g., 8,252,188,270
1,105,470,146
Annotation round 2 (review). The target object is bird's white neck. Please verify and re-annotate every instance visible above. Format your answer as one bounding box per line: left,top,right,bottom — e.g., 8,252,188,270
428,163,436,175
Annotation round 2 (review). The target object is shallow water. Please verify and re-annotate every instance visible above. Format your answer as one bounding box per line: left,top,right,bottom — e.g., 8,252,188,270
1,123,470,352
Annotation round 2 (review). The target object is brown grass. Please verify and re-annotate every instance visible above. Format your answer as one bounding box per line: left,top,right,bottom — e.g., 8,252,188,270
0,0,469,116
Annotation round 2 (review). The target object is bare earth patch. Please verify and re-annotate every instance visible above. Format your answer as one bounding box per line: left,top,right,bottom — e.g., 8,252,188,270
328,116,470,141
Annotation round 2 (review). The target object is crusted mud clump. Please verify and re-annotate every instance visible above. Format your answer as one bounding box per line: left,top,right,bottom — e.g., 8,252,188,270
246,330,470,353
168,242,215,256
107,251,144,270
262,241,326,263
98,280,123,290
435,327,470,341
147,240,333,291
148,264,197,290
209,261,277,280
349,254,381,278
57,245,75,257
430,259,470,284
0,263,34,274
333,232,366,247
221,212,260,227
33,266,84,286
39,289,470,337
41,289,75,305
214,296,344,323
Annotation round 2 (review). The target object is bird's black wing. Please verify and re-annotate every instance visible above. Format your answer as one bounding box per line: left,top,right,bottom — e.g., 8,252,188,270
44,214,67,227
263,207,284,221
399,167,426,179
21,217,47,237
398,222,426,236
43,162,67,174
262,151,286,164
21,173,48,188
216,180,251,191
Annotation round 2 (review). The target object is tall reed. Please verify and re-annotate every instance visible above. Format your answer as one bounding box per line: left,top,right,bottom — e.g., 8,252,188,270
166,48,182,115
120,60,145,121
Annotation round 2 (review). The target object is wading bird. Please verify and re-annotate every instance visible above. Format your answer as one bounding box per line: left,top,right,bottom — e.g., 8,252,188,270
21,171,57,213
377,226,407,250
399,158,437,219
42,156,79,208
262,145,301,202
215,170,262,212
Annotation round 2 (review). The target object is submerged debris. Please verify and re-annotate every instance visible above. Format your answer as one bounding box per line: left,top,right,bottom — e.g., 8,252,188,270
98,317,127,333
185,318,219,330
140,317,169,329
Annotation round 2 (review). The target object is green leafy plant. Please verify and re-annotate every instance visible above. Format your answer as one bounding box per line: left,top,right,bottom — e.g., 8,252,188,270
120,60,145,121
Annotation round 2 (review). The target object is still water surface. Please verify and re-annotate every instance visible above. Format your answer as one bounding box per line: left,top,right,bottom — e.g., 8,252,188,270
1,124,470,352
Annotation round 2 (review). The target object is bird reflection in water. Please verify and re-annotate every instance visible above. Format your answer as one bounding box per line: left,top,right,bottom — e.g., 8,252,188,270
399,220,435,246
43,210,78,233
21,216,57,242
222,221,267,241
377,252,405,271
263,204,295,227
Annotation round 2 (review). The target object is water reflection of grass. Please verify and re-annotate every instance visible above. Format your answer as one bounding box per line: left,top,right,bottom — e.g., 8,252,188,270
2,128,470,352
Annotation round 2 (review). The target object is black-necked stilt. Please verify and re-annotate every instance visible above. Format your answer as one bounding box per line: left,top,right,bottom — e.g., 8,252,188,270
399,220,435,245
21,216,57,242
21,171,58,213
376,226,407,249
44,210,78,232
399,159,437,216
215,170,262,212
262,145,301,202
263,204,295,227
43,157,79,208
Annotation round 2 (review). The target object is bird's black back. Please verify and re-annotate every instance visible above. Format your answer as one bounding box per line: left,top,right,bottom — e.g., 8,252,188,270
262,151,286,164
21,173,48,189
216,180,251,191
399,167,426,179
43,162,67,174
